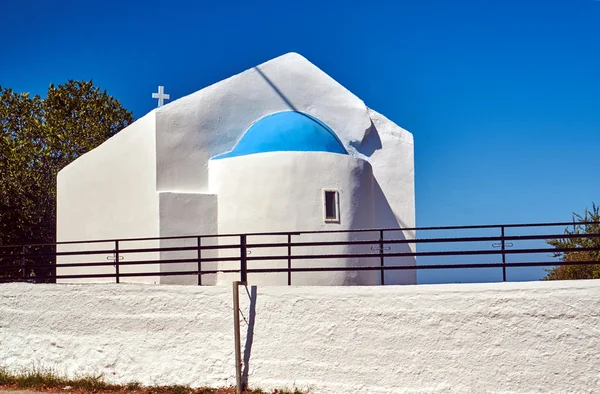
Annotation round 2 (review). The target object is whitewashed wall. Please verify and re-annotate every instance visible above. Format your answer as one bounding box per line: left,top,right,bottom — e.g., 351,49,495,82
56,112,160,284
153,53,415,232
2,280,599,393
209,151,381,285
154,53,372,193
158,192,219,285
366,109,416,284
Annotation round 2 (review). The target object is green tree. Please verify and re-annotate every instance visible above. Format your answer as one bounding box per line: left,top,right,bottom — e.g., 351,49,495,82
544,203,600,280
0,80,133,281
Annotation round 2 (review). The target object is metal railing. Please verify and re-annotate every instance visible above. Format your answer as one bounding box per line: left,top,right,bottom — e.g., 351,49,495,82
1,221,599,284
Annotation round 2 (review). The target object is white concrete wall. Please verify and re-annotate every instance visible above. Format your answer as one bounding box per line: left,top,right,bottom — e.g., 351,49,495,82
1,281,599,393
365,109,417,284
209,151,380,285
56,112,160,284
152,51,415,227
158,192,219,285
154,53,372,193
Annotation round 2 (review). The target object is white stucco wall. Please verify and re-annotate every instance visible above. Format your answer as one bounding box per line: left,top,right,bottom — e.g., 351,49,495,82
56,112,160,284
158,192,219,285
2,280,599,393
209,151,381,285
365,109,416,284
154,52,372,194
152,52,415,236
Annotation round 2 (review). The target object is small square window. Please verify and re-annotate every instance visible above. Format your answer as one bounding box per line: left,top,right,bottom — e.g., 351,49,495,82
323,190,339,222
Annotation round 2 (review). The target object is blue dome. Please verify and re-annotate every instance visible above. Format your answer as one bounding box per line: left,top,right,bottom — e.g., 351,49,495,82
212,111,347,160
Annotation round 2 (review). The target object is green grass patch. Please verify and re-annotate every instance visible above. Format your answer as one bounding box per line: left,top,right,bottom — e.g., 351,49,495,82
0,367,309,394
0,366,119,391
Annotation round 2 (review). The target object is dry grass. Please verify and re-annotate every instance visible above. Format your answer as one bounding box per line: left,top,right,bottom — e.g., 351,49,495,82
0,368,308,394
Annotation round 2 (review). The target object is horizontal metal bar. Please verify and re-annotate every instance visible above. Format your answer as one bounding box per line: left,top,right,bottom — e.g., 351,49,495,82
5,260,595,283
3,233,597,260
241,246,600,261
243,260,598,273
3,245,600,274
115,244,240,254
4,231,598,257
0,257,244,274
245,232,600,249
0,244,241,259
109,256,241,265
11,234,597,261
0,249,116,259
2,221,598,249
0,263,55,272
386,233,600,244
0,268,241,282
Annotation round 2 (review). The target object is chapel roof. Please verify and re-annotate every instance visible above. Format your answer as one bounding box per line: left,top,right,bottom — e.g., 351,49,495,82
212,111,348,160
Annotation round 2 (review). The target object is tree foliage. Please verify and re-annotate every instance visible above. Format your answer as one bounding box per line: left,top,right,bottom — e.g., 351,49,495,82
0,80,133,280
544,203,600,280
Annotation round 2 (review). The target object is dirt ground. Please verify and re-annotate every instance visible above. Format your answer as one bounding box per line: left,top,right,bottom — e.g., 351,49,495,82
0,389,253,394
1,391,44,394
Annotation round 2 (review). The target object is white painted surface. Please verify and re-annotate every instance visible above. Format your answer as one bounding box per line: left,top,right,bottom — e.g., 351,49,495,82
56,112,160,284
365,109,416,284
209,151,382,285
2,281,599,393
158,192,219,285
56,53,416,285
153,52,372,193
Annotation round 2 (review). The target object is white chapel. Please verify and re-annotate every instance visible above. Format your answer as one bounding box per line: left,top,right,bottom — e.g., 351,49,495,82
56,53,416,286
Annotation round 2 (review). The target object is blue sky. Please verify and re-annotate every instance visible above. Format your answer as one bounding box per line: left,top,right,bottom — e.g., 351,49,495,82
2,0,599,283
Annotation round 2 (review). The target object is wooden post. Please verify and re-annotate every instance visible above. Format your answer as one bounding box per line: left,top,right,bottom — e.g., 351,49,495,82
232,281,243,394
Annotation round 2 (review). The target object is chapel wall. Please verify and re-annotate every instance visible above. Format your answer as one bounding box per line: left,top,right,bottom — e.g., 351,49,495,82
209,151,379,285
56,111,160,284
157,192,219,285
365,108,417,284
153,53,373,193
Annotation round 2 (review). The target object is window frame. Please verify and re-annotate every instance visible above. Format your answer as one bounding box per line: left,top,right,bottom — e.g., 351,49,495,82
322,189,340,223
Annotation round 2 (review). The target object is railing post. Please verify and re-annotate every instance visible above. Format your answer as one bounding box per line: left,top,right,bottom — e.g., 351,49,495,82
501,226,507,282
287,233,292,286
21,245,27,281
240,235,247,284
197,236,202,286
380,230,385,285
114,240,120,284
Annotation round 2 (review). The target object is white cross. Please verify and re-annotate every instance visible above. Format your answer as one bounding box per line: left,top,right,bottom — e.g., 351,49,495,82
152,85,170,107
